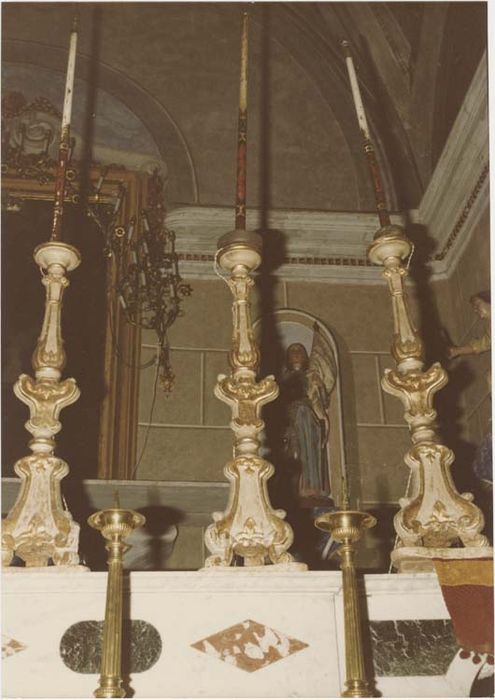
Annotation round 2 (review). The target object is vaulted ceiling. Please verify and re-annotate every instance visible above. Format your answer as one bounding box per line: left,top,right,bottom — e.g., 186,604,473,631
2,2,487,213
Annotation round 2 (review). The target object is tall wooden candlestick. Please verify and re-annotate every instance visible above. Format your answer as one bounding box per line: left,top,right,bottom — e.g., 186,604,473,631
204,14,303,570
341,41,390,228
235,12,248,230
341,40,490,571
51,15,79,241
1,17,83,569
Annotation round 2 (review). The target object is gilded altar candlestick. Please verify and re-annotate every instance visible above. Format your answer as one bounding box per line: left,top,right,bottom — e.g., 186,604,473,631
204,13,302,570
89,504,145,699
235,12,248,230
342,38,488,571
51,15,79,241
1,18,83,569
315,507,376,698
341,41,390,228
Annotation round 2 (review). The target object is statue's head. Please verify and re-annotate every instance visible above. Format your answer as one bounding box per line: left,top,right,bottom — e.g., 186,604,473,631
286,343,309,371
470,291,491,319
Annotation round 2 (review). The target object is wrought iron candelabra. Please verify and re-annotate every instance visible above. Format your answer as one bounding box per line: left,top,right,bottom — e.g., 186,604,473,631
90,171,192,392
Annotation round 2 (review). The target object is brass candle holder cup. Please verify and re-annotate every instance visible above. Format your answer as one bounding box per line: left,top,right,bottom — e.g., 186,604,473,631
89,503,145,699
315,508,376,698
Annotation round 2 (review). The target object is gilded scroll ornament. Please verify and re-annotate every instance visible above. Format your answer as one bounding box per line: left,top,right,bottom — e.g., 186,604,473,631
204,235,302,569
341,39,491,572
1,243,83,568
368,225,489,571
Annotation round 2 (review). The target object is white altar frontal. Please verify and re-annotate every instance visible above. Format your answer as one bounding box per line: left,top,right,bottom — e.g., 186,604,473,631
3,568,492,699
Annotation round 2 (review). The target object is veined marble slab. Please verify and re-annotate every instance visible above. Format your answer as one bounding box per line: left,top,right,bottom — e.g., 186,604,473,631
2,570,490,698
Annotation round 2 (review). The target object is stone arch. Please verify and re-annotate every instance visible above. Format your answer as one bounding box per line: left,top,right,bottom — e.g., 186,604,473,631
3,38,198,204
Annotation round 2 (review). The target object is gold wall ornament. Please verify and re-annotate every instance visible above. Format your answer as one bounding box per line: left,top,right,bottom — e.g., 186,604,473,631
2,241,83,568
89,501,145,699
204,233,303,569
315,507,376,698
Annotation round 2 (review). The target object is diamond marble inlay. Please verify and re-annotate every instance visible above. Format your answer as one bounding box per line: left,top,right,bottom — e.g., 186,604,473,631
191,619,308,672
2,634,26,659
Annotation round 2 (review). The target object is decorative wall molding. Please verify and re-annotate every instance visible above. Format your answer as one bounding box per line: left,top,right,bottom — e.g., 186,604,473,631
413,52,489,276
168,206,405,284
168,53,488,285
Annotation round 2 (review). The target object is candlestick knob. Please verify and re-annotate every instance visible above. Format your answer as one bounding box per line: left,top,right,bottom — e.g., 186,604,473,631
216,229,262,273
88,507,145,544
315,509,376,544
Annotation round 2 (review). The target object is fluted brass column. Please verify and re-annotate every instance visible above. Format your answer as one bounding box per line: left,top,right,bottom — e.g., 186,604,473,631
89,502,145,698
316,508,376,698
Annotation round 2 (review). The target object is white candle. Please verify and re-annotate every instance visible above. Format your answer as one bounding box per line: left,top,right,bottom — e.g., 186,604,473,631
342,41,370,141
61,18,79,132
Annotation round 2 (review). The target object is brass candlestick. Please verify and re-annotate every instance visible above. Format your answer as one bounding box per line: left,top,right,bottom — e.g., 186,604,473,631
89,498,145,699
315,506,376,698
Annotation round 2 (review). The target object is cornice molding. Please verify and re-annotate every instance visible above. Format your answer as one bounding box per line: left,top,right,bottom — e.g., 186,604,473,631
170,54,488,285
414,52,489,275
168,206,405,284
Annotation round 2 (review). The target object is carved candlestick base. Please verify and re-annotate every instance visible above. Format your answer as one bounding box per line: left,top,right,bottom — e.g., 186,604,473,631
368,226,489,572
315,509,376,698
204,231,303,569
2,242,83,568
89,504,145,699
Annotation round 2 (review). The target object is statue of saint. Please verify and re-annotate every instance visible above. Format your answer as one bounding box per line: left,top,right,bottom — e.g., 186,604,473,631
448,292,491,361
448,291,491,487
281,324,336,506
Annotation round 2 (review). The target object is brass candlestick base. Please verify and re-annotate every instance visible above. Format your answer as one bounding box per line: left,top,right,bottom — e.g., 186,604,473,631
316,509,376,698
89,504,145,699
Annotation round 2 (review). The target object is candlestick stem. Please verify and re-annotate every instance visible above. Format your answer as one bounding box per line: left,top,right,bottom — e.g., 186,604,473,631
89,506,145,698
235,12,248,230
315,508,376,697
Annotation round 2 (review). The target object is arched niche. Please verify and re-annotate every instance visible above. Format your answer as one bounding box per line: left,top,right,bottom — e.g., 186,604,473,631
3,38,197,204
254,308,348,508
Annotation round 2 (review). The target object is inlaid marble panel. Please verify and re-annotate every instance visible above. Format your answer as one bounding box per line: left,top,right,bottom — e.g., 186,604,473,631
60,620,161,673
370,619,458,676
2,634,26,659
191,619,308,672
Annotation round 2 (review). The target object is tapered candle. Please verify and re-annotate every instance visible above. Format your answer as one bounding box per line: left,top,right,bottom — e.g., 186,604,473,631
342,41,370,142
61,17,79,133
51,15,79,241
341,40,390,228
235,12,248,230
